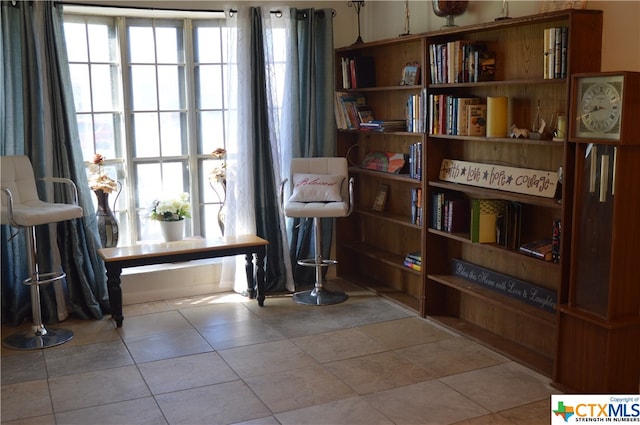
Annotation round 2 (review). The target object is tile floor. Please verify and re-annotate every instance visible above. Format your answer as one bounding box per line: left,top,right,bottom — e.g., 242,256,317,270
1,279,557,424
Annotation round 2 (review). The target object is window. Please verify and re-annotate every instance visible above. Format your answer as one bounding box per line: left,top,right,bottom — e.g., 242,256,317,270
63,10,233,245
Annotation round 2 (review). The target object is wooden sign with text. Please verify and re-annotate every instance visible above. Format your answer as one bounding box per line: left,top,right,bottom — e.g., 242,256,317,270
452,259,557,313
439,159,558,198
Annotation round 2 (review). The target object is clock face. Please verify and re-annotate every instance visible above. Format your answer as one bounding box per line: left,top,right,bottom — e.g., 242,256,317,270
576,75,624,140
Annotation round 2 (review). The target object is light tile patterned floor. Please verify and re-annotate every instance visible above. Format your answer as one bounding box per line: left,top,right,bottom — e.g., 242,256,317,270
1,279,556,424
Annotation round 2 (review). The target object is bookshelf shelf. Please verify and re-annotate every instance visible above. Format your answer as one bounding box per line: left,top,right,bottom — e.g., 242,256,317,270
427,78,566,89
428,181,562,209
354,208,421,230
429,274,556,326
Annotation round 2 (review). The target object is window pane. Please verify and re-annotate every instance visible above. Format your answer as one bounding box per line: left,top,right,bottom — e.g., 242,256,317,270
76,114,95,159
87,23,111,62
197,65,222,109
155,27,178,63
157,65,182,110
198,111,224,154
202,159,225,203
161,162,186,195
159,112,185,156
94,113,117,159
133,112,160,157
91,64,116,111
69,64,91,112
64,22,88,62
195,27,221,63
129,26,155,63
202,204,223,239
131,65,158,110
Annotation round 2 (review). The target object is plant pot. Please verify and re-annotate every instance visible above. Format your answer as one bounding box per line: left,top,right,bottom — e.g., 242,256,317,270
159,219,184,242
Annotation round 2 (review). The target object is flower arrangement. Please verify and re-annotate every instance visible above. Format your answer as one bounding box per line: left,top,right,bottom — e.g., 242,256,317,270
88,153,118,193
209,148,227,185
149,192,192,222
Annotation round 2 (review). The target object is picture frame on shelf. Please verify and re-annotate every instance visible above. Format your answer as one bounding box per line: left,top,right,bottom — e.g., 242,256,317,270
372,184,389,211
400,62,421,86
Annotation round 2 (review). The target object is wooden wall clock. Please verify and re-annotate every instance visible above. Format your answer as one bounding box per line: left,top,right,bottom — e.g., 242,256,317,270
569,71,640,144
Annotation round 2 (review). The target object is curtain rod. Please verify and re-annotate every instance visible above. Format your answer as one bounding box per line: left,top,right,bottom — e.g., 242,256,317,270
55,2,335,18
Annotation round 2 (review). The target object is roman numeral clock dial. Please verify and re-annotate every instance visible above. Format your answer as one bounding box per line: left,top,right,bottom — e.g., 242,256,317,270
573,74,625,140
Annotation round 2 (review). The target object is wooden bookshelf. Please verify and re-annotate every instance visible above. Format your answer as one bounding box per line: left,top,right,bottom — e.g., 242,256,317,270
335,9,604,379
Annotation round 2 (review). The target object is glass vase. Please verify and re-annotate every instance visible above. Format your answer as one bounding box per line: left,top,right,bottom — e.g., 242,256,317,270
432,0,468,28
94,189,119,248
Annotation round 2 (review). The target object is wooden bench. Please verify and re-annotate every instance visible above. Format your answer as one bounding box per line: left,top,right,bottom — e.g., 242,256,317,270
98,235,268,327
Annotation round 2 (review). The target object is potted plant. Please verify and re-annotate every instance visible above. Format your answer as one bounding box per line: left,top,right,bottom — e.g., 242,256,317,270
150,192,192,241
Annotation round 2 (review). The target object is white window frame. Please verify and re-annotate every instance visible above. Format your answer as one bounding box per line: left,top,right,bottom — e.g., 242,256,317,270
64,8,232,246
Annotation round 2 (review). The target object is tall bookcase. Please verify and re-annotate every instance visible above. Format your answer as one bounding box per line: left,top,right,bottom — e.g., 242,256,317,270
335,35,428,314
335,9,604,378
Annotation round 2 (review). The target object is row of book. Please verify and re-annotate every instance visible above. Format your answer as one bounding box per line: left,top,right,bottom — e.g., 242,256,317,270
403,251,421,272
429,194,560,262
334,92,368,130
428,41,495,85
544,26,568,80
408,142,422,181
410,187,423,226
339,56,376,90
406,90,427,133
429,195,523,250
427,94,487,137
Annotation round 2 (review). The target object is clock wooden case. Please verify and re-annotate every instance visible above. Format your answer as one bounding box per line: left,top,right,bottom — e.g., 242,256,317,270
555,71,640,393
569,71,640,144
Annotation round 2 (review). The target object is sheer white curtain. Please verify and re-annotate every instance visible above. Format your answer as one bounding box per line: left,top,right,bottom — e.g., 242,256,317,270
220,6,294,293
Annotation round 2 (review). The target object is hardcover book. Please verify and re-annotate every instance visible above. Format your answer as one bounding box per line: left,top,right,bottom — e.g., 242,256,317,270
519,239,553,261
470,199,505,243
467,104,487,136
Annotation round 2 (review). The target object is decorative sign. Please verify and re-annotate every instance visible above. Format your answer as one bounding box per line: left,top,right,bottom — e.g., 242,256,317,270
452,259,557,313
439,159,558,198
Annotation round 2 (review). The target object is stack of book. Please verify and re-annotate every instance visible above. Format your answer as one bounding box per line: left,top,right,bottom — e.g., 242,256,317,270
403,252,422,271
405,90,426,133
428,41,495,84
430,192,469,233
340,56,376,89
408,142,422,181
543,26,568,79
359,120,407,132
410,188,423,226
519,239,553,261
334,92,368,130
427,94,486,137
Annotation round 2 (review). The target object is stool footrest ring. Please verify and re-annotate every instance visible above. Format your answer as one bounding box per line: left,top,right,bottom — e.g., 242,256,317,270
297,259,338,268
23,271,66,286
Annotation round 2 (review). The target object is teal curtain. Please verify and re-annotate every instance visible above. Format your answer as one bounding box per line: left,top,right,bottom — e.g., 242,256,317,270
286,8,336,286
248,7,290,293
1,1,108,325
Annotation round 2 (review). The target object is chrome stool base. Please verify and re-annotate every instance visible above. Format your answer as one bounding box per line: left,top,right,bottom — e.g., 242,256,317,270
2,327,73,350
293,287,349,306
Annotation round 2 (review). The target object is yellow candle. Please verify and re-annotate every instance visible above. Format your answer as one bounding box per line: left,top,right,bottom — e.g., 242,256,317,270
486,96,508,137
557,114,566,139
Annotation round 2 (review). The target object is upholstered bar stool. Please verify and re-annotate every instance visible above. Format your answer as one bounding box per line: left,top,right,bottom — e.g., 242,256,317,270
281,157,354,305
1,155,83,350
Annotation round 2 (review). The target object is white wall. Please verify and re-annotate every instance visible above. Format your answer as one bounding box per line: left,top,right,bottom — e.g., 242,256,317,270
341,0,639,72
